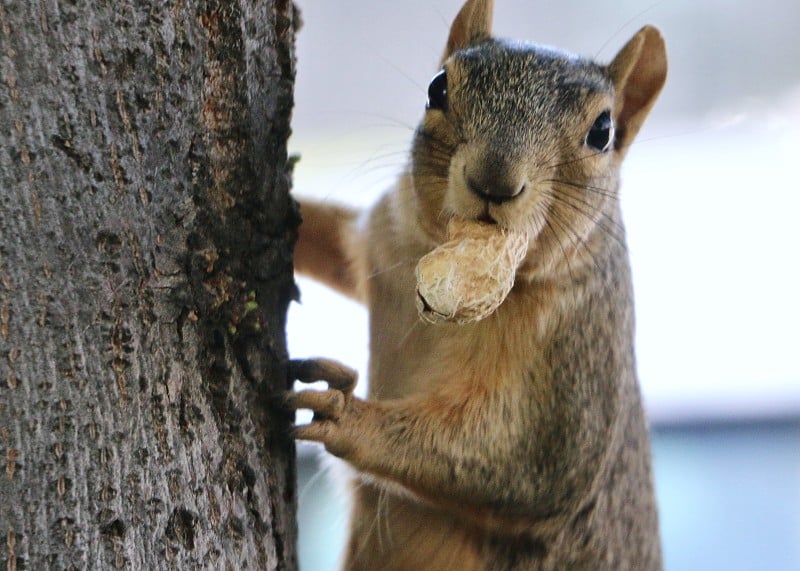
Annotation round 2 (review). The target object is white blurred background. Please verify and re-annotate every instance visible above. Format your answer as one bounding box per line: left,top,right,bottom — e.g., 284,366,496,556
286,1,800,569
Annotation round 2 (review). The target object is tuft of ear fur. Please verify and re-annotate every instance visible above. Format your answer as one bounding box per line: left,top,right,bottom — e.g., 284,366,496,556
441,0,494,65
608,26,668,154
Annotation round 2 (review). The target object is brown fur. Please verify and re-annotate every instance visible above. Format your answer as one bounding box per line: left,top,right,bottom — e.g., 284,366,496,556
289,1,667,568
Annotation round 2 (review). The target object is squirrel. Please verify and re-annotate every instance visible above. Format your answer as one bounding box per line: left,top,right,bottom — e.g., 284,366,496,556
288,0,668,569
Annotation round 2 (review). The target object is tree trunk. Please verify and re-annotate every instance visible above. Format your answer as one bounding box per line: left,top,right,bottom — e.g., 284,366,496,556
0,0,299,568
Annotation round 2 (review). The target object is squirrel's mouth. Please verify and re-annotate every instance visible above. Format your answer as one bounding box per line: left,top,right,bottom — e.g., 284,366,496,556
477,206,497,225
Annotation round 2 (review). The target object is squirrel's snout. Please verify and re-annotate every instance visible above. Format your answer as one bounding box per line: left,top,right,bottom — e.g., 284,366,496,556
463,150,526,205
465,173,525,205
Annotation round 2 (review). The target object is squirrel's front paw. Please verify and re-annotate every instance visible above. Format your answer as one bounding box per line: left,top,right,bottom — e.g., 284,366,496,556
287,358,361,458
289,358,357,393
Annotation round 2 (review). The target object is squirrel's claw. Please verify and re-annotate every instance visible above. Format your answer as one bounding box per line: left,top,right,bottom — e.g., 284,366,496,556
285,388,346,421
289,358,358,393
286,385,361,460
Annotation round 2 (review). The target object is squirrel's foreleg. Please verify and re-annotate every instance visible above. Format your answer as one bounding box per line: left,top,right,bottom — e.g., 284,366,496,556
286,358,589,529
294,200,363,301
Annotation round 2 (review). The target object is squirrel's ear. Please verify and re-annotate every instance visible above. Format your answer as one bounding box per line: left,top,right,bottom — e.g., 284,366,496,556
608,26,667,154
441,0,494,65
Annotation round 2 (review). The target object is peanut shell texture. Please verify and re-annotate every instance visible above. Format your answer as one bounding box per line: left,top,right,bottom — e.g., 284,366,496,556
415,218,529,324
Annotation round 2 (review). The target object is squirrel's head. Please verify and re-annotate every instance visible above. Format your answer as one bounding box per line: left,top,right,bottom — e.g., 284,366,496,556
411,0,667,273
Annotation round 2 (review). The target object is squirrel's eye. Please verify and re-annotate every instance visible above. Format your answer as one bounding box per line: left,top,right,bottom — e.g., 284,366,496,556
426,70,448,111
585,110,614,152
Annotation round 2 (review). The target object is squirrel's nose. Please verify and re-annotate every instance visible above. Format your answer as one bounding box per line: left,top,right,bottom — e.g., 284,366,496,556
465,170,525,204
466,176,525,204
464,154,526,205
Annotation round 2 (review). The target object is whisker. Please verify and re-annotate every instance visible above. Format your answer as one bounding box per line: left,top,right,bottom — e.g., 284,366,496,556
545,148,607,170
546,203,608,277
544,186,627,249
545,178,618,200
298,458,330,505
365,257,421,282
398,318,423,349
375,53,427,98
557,195,623,245
541,212,576,285
593,0,667,59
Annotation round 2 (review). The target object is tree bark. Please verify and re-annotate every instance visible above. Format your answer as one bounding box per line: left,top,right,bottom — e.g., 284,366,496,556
0,0,299,568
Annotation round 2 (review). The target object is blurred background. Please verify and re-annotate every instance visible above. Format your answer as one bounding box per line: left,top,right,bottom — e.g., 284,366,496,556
286,1,800,569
